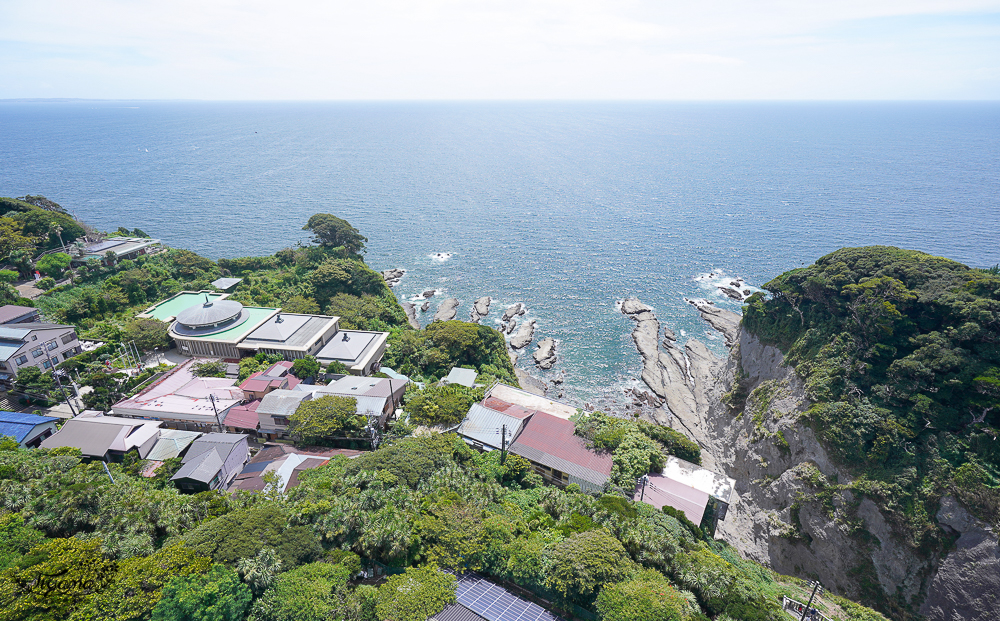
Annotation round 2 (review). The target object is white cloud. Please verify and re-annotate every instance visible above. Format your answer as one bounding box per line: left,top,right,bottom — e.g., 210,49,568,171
0,0,997,98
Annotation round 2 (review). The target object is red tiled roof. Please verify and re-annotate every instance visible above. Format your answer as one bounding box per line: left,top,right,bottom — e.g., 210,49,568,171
224,400,260,430
512,412,612,476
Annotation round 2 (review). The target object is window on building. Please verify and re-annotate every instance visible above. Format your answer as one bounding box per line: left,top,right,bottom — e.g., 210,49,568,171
50,357,59,366
61,333,75,345
273,416,290,427
15,355,27,365
42,361,51,369
31,348,43,358
46,341,58,351
31,335,37,341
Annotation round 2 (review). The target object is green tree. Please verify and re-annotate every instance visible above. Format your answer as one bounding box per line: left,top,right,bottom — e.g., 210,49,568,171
609,431,665,488
150,564,251,621
0,217,36,261
595,570,690,621
74,543,212,621
405,383,481,426
303,214,367,255
247,562,350,621
290,355,321,380
280,295,320,314
236,547,282,597
375,566,456,621
0,514,46,571
289,396,366,445
122,318,170,353
546,528,635,603
192,360,228,378
0,537,117,620
35,252,72,279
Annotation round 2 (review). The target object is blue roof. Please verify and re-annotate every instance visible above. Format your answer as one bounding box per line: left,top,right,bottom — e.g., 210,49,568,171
0,340,22,361
0,411,58,443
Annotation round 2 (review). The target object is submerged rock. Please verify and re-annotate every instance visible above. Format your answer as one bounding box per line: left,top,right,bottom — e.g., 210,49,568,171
469,296,492,323
422,289,436,298
420,301,430,312
433,298,460,322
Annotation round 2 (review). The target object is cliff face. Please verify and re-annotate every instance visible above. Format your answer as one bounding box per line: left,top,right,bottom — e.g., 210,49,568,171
710,329,1000,620
621,295,999,619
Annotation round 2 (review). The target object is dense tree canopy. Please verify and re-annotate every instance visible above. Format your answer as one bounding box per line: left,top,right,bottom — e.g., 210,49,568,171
289,396,367,445
302,214,367,255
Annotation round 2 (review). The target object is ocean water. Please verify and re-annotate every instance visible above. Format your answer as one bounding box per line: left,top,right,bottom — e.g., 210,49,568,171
2,101,998,406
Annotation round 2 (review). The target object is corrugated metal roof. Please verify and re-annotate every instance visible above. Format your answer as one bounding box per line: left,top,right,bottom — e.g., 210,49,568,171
509,411,612,486
457,404,527,450
662,456,736,504
224,400,260,430
40,420,123,457
0,306,36,324
0,414,55,443
636,473,710,524
146,429,202,461
257,390,310,418
432,603,488,621
0,340,22,361
172,449,223,483
211,277,242,290
351,395,387,416
0,327,30,339
445,367,478,387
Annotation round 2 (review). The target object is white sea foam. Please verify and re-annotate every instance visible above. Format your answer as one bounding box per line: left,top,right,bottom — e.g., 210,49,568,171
429,252,454,262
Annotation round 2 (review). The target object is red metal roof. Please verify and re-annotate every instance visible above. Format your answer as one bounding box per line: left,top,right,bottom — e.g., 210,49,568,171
512,411,612,476
635,473,710,524
224,399,260,430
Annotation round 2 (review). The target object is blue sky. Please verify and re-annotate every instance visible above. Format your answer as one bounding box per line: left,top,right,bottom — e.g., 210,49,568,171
0,1,997,100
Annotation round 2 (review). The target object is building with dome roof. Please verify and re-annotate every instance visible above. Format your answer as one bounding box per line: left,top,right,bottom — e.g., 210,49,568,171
138,291,382,374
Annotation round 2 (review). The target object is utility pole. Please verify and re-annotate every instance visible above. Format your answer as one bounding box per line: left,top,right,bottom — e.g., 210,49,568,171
209,393,222,432
800,580,823,621
639,474,649,502
500,424,507,465
52,372,77,417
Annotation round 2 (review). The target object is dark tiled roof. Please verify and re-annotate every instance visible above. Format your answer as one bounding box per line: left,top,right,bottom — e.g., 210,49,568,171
0,305,36,324
509,411,612,486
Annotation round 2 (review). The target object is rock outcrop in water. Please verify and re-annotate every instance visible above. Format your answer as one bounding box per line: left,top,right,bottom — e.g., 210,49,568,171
509,319,535,350
533,337,557,369
469,296,491,323
433,298,460,322
382,268,405,288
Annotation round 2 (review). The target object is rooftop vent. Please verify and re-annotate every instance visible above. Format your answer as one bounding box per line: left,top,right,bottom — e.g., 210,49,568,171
342,333,350,342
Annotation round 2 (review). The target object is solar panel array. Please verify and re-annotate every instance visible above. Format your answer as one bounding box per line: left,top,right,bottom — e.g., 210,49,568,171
455,573,564,621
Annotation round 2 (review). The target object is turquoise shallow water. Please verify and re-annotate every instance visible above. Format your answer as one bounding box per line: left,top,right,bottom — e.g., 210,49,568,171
2,101,998,406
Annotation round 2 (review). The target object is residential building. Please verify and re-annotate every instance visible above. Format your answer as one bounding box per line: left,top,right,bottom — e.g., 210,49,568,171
0,411,59,447
239,361,300,400
40,414,162,461
309,375,407,428
457,385,611,493
171,432,249,492
0,323,81,386
256,389,312,440
0,305,39,325
228,443,356,493
635,457,736,532
223,399,261,434
112,358,244,431
73,237,162,265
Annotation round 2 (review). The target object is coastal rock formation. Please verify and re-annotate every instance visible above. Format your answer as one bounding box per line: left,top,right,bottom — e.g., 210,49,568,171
420,301,430,312
401,302,420,329
469,296,492,323
502,303,525,321
720,286,743,301
533,337,557,369
504,317,517,334
382,268,405,288
422,289,436,298
515,368,547,396
433,298,460,322
685,298,741,346
509,319,536,350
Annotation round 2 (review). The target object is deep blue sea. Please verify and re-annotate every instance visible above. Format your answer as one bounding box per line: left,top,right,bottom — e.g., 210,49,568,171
2,101,998,406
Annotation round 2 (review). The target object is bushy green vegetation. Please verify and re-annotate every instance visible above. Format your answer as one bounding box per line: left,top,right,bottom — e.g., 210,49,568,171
0,424,888,621
743,246,1000,605
574,410,702,488
404,382,484,427
289,396,367,446
384,320,518,384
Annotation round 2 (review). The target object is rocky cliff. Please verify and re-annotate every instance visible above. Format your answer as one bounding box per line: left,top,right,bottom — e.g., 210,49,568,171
622,298,1000,621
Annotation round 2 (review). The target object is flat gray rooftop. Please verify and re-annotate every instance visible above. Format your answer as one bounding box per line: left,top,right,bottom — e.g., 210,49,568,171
241,315,333,349
317,330,378,361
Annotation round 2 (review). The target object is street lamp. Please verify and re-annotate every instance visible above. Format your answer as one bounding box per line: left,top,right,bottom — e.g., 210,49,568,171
800,580,824,621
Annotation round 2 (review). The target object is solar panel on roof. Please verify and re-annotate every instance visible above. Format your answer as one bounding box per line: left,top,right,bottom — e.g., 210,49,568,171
452,573,564,621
